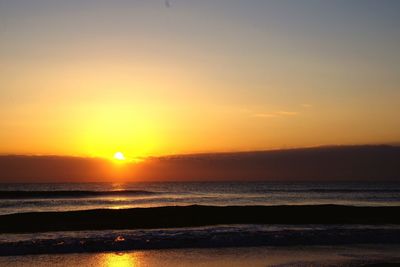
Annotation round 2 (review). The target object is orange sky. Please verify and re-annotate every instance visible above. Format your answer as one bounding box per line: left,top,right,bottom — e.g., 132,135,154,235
1,1,399,160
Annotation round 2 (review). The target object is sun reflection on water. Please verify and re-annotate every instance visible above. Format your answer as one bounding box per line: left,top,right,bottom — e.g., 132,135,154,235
101,252,139,267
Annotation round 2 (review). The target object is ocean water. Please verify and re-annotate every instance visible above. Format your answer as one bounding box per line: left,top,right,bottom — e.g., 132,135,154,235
1,182,400,257
1,182,400,215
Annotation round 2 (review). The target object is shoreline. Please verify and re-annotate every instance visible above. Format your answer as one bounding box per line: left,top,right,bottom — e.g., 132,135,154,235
1,224,400,256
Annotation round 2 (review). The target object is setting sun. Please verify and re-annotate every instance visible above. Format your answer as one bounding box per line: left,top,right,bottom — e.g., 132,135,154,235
114,152,125,161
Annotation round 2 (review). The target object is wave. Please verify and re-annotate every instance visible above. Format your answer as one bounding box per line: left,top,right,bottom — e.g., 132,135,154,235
1,205,400,233
1,224,400,256
306,188,400,193
0,190,160,199
1,188,399,200
251,188,400,193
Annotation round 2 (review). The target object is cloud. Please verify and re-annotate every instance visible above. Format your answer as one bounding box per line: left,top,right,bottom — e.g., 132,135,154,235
252,110,298,118
252,113,278,118
275,111,298,116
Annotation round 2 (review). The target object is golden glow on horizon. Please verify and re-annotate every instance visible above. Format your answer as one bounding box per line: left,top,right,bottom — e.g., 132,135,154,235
1,1,400,158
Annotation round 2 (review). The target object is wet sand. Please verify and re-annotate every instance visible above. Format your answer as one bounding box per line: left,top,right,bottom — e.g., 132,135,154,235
1,245,400,267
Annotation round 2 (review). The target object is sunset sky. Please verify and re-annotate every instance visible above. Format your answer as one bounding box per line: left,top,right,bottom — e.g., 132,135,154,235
1,0,399,160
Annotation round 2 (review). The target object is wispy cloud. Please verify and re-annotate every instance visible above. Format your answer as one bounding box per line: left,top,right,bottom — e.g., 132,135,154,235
252,113,278,118
301,104,312,108
251,110,298,118
275,111,298,116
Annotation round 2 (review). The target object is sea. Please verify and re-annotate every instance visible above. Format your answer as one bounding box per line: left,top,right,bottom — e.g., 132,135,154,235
1,182,400,215
1,182,400,265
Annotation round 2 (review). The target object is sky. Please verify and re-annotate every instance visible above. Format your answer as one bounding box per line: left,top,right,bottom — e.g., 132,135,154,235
1,0,399,160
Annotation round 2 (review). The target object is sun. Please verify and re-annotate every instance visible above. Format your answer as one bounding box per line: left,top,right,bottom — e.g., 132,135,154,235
113,152,126,161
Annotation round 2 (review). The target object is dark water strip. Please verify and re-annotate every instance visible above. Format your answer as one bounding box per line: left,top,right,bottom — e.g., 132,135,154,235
1,188,399,199
1,205,400,233
0,190,159,199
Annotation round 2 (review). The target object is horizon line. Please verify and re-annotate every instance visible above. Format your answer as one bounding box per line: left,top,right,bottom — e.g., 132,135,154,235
0,143,399,159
